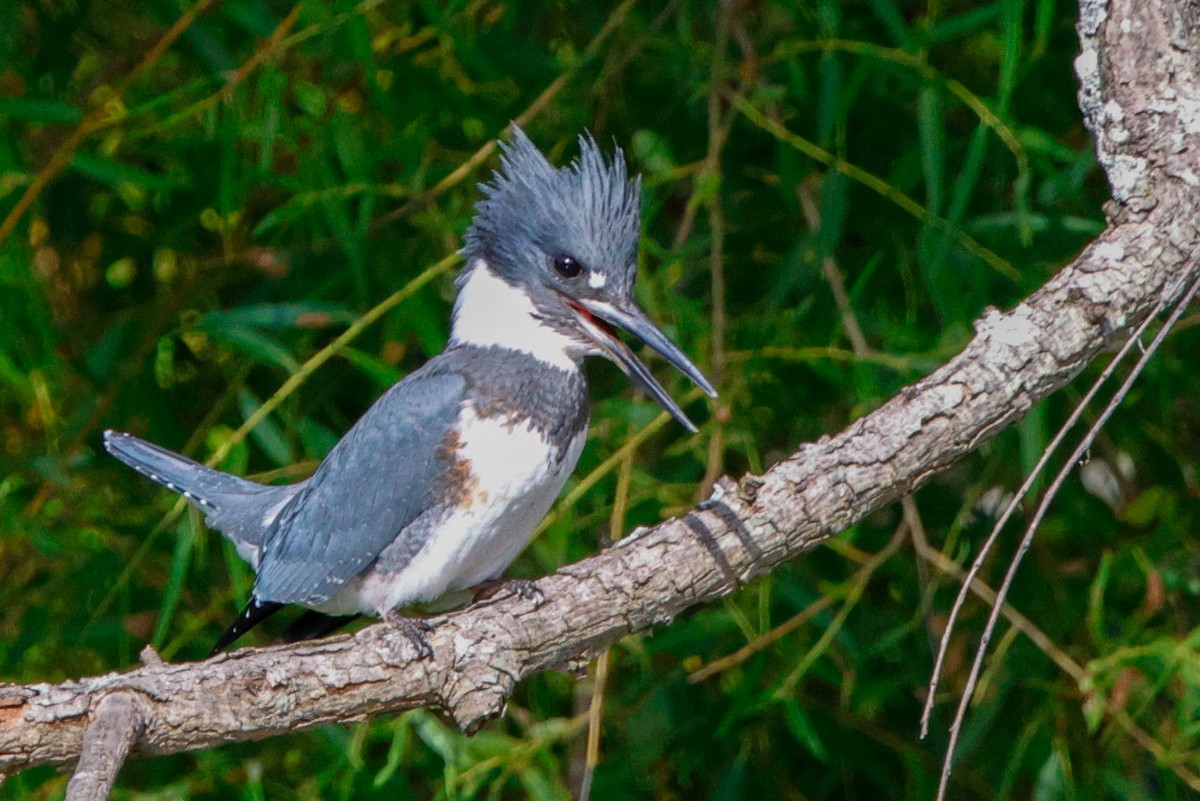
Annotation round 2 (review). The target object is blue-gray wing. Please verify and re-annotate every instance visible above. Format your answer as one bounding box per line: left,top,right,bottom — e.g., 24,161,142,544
252,369,466,606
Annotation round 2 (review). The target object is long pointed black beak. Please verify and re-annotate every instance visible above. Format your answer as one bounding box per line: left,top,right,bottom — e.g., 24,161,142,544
571,297,717,432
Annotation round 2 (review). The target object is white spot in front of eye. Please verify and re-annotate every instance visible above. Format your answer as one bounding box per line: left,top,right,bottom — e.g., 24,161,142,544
588,271,606,289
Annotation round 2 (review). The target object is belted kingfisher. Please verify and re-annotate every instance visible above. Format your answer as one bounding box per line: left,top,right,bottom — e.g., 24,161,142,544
104,126,716,656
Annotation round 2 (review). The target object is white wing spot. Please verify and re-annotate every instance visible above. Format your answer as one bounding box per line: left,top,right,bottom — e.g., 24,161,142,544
143,469,211,507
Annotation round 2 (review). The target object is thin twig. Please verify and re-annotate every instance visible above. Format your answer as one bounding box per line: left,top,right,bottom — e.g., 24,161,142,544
912,516,1200,791
934,273,1200,801
796,182,870,355
908,523,1082,682
374,0,637,231
126,0,397,142
577,442,635,800
731,93,1019,282
0,0,221,246
578,649,611,801
455,712,589,794
737,345,923,372
152,4,301,134
601,0,683,85
901,496,937,657
698,0,735,498
688,593,837,683
200,253,458,471
774,523,908,695
701,497,1200,795
764,39,1029,186
218,0,638,267
920,275,1179,738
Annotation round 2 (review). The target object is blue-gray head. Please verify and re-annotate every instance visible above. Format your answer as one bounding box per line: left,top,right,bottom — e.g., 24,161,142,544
461,126,716,430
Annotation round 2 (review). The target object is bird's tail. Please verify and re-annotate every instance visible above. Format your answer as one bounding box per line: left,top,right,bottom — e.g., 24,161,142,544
103,430,297,562
105,430,242,509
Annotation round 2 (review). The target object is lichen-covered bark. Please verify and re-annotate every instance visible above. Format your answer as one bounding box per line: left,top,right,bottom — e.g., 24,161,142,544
1,0,1198,784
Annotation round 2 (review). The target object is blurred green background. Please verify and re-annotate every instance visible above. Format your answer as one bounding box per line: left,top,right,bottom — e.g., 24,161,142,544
2,0,1198,798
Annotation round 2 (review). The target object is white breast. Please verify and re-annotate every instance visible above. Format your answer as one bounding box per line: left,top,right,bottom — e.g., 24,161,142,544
325,408,587,616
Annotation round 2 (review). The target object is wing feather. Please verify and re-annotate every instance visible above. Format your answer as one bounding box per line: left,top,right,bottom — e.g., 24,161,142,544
253,369,466,606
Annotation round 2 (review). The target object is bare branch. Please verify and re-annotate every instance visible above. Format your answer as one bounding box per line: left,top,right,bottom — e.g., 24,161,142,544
64,693,146,801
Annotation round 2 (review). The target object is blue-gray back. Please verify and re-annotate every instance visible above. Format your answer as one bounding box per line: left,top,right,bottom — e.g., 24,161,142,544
252,366,466,606
250,344,589,607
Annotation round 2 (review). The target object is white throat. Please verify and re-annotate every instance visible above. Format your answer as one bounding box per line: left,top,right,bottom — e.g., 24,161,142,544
450,260,585,371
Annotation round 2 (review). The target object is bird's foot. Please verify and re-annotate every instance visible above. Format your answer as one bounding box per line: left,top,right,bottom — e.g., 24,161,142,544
472,578,546,607
382,609,434,660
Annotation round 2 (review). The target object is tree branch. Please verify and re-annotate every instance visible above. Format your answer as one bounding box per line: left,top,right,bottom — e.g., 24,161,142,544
64,693,145,801
1,0,1197,784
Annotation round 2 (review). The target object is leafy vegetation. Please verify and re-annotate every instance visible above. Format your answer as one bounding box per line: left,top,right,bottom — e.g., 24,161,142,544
2,0,1198,798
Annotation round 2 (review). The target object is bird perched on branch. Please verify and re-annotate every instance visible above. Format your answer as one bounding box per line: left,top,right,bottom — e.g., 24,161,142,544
105,126,716,657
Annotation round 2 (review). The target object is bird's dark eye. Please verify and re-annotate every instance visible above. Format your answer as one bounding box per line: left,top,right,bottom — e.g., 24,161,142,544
552,253,583,279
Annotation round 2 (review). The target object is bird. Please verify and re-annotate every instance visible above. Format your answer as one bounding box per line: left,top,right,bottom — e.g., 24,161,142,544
104,126,716,657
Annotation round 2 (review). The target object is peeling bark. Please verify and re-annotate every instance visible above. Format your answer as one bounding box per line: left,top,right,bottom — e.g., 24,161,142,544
1,0,1197,787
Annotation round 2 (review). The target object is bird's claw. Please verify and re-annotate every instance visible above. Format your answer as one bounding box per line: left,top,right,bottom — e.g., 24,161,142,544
473,578,546,607
382,610,434,659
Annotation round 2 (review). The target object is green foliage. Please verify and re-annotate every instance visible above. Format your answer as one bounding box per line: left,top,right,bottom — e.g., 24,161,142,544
2,0,1198,798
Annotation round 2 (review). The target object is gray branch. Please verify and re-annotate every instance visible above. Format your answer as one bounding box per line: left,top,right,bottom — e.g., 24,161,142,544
64,693,145,801
1,0,1196,788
